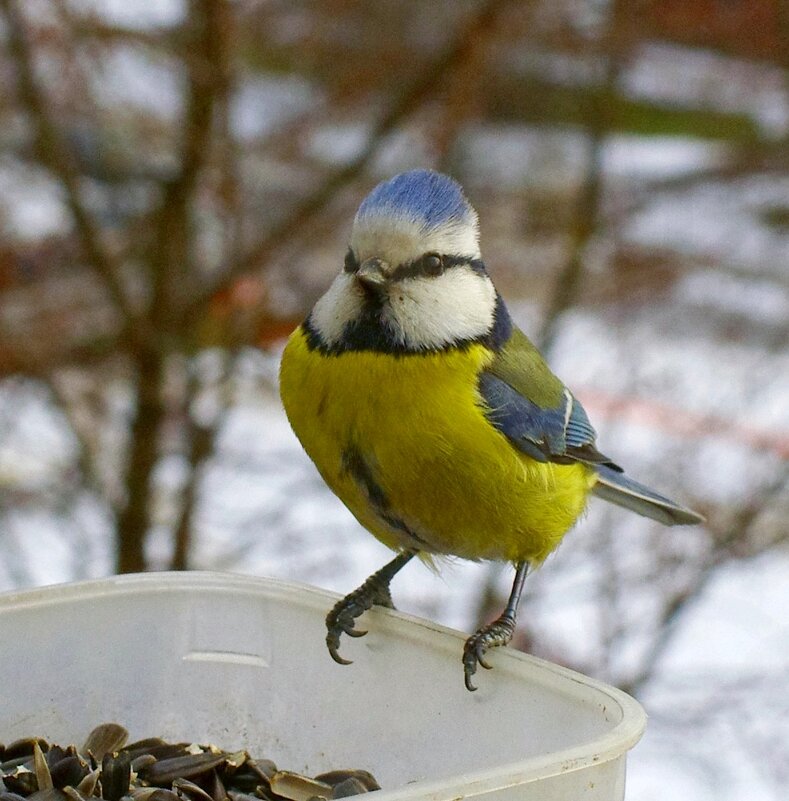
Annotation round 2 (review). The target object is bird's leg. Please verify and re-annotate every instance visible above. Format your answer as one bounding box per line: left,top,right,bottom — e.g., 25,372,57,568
463,561,530,691
326,549,417,665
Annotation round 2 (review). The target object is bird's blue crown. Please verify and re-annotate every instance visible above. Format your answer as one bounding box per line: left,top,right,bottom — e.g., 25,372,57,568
356,169,474,230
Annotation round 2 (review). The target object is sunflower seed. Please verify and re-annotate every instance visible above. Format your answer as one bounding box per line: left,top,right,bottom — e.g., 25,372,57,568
312,773,378,794
329,779,369,799
130,755,157,774
101,752,131,801
82,728,129,764
33,744,53,791
245,761,275,782
226,792,259,801
268,772,332,801
129,788,161,801
1,726,379,801
171,778,213,801
48,755,87,791
75,768,100,797
139,754,227,786
142,791,180,801
202,770,226,801
3,741,49,763
26,790,68,801
222,754,247,772
1,756,34,772
129,746,188,764
3,766,39,796
118,741,166,762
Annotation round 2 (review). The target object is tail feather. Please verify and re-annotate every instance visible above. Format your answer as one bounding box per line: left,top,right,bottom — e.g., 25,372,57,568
592,464,704,526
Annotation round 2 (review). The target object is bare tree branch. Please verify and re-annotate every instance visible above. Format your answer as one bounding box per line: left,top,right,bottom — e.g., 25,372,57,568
168,346,247,573
116,1,231,573
620,465,789,696
0,0,144,339
171,415,216,570
44,372,106,496
537,0,632,352
149,0,231,328
115,351,167,573
184,0,512,322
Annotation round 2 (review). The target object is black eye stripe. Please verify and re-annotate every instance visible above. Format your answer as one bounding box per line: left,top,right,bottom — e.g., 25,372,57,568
344,251,486,279
391,253,479,281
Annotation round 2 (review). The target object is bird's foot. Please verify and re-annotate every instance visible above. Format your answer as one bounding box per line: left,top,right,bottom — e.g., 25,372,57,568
462,613,517,692
325,569,397,665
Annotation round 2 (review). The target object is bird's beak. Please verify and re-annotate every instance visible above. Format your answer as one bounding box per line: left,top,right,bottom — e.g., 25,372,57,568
356,258,390,292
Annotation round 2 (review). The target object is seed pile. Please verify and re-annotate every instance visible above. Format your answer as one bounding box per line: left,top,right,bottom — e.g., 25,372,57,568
0,724,380,801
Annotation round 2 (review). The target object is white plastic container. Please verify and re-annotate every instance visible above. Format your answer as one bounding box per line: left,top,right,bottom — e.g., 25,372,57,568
0,572,646,801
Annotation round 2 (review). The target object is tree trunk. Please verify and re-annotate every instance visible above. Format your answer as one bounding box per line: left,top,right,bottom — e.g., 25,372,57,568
116,350,166,573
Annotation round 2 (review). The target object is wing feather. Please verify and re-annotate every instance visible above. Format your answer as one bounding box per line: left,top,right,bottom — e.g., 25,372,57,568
478,321,702,525
479,326,618,468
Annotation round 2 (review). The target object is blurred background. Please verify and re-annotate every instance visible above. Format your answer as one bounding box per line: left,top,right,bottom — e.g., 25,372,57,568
0,1,787,798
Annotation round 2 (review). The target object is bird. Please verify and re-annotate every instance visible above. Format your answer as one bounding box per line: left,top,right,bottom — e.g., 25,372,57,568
279,169,703,691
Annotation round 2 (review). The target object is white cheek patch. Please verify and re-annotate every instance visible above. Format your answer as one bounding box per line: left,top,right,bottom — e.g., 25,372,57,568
383,269,497,350
309,272,363,346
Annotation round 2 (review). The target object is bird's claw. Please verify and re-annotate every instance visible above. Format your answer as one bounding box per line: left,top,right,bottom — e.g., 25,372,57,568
476,644,494,671
325,576,393,664
327,640,353,666
325,550,415,666
462,615,517,691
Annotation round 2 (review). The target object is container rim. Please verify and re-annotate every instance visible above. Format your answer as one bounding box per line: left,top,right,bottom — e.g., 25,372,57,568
0,571,647,801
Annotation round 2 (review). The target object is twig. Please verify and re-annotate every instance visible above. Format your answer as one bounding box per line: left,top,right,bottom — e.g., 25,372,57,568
148,0,231,328
170,353,235,570
620,464,789,695
536,0,629,352
0,0,143,339
113,1,231,573
44,372,106,498
115,348,167,573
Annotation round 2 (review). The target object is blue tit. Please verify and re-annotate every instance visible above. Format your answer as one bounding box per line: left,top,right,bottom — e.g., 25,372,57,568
279,169,703,691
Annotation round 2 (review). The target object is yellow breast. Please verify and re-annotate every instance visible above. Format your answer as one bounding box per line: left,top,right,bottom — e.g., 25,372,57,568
279,326,594,564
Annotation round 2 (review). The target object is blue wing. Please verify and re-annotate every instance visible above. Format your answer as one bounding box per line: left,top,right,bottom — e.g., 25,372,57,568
478,373,620,468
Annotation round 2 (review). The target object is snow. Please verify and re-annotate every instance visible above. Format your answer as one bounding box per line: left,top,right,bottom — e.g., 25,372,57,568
660,552,789,675
675,270,789,327
0,158,71,241
306,123,371,166
623,176,789,278
90,45,183,120
602,136,730,180
232,77,319,142
68,0,186,29
623,42,789,138
0,381,77,489
460,126,733,191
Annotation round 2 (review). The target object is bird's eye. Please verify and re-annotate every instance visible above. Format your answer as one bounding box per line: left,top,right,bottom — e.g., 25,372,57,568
344,249,359,273
421,253,444,276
